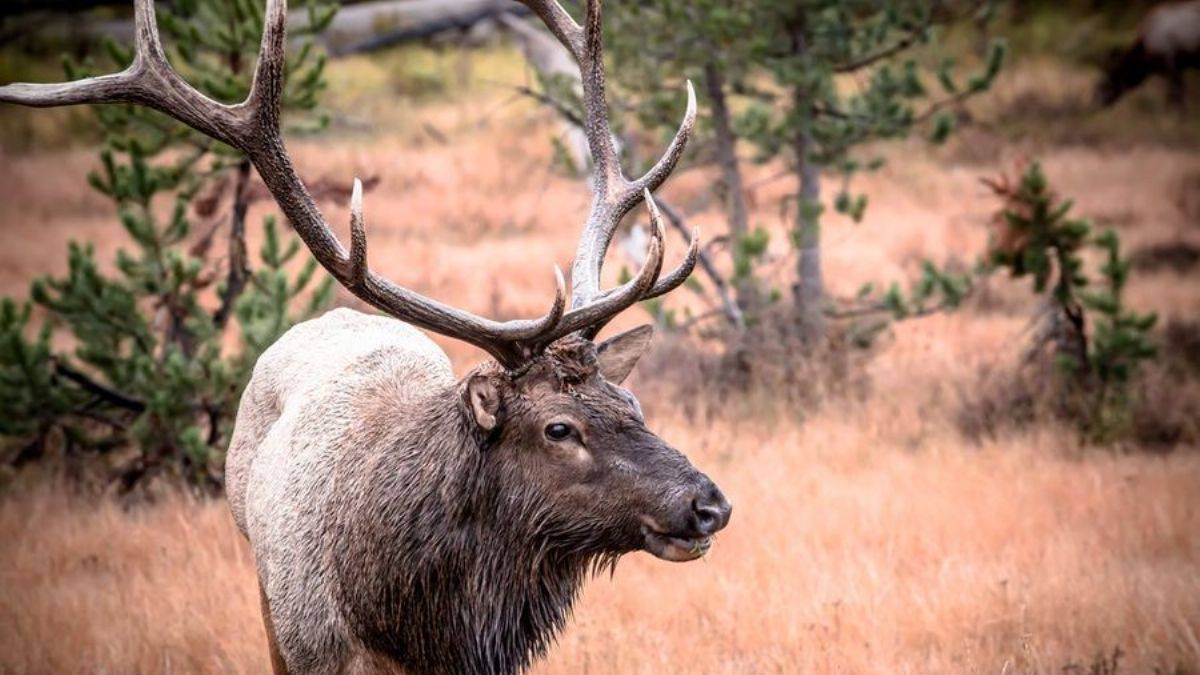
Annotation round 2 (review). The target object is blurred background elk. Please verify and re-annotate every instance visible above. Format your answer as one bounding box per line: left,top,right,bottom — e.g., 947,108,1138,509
1096,0,1200,108
0,0,1197,673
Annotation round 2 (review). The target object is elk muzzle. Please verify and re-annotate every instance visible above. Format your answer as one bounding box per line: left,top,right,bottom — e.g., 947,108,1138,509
640,475,732,562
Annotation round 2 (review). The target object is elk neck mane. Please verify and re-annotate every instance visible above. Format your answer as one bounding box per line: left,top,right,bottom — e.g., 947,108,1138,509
327,352,618,675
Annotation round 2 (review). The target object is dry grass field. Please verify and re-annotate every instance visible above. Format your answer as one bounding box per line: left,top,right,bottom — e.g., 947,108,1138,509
3,417,1199,674
1,39,1199,674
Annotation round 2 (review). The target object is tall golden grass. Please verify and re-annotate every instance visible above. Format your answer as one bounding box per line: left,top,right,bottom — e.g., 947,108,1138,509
3,406,1198,673
1,49,1198,674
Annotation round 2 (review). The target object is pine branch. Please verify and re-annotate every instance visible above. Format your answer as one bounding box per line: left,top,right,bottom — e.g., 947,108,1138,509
831,24,927,74
69,406,130,430
825,296,961,320
53,360,145,413
913,89,976,124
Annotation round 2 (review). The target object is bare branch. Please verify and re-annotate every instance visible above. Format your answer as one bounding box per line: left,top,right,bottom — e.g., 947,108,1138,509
913,90,974,123
511,84,582,127
654,198,744,330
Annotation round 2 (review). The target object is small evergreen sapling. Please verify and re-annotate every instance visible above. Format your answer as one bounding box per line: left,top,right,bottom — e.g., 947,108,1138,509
984,161,1157,440
0,0,337,490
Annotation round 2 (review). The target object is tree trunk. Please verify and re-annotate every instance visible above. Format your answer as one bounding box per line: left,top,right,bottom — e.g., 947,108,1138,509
787,11,826,343
703,61,757,318
213,159,252,330
213,49,252,331
792,126,825,342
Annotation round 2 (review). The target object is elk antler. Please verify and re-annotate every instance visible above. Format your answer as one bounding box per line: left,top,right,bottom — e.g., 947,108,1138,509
513,0,699,343
0,0,698,366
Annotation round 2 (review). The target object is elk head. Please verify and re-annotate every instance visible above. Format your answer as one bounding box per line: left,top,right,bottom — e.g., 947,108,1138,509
0,0,732,559
465,326,730,562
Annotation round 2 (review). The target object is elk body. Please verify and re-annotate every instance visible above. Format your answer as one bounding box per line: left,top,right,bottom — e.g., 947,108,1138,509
0,1,732,673
226,310,727,673
1097,0,1200,107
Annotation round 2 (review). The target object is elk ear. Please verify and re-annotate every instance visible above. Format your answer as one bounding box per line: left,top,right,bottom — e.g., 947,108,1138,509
465,374,504,431
596,324,654,385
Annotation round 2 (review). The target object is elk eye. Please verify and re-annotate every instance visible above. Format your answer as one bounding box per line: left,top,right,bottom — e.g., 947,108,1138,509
544,423,574,441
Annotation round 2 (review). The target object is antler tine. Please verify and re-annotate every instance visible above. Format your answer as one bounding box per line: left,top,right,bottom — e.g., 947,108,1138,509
537,190,667,345
0,0,246,148
577,0,621,192
348,178,369,289
243,0,287,119
638,224,701,301
576,197,700,341
587,223,699,315
131,0,165,63
564,78,696,310
517,0,585,62
630,81,697,197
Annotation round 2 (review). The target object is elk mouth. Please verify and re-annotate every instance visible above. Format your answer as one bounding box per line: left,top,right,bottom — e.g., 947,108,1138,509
640,524,712,562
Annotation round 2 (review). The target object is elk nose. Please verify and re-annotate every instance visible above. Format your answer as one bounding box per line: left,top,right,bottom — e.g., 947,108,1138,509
690,483,732,536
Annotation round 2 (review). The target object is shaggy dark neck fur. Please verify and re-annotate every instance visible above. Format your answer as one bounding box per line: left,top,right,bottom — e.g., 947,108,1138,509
329,368,612,675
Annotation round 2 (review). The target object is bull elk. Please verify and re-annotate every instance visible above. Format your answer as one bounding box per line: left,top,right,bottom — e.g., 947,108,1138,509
1097,0,1200,108
0,0,733,672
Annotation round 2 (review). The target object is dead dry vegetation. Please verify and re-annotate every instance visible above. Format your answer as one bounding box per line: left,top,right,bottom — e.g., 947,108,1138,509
0,47,1198,674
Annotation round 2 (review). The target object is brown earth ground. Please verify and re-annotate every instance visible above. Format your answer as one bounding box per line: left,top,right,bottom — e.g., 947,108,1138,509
0,45,1198,674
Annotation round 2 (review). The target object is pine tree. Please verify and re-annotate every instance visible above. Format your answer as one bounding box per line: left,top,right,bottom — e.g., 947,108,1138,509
604,1,762,315
604,0,1004,340
0,0,337,491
